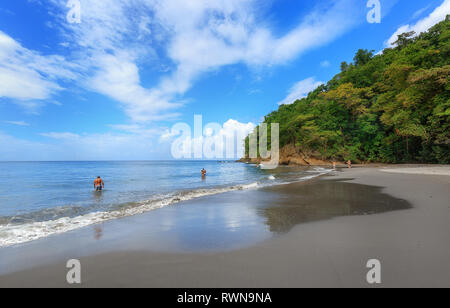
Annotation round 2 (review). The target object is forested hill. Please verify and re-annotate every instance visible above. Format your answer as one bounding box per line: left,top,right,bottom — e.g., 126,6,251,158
245,17,449,164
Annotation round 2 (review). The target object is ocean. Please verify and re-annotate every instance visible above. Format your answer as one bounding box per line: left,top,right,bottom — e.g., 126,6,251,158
0,161,331,247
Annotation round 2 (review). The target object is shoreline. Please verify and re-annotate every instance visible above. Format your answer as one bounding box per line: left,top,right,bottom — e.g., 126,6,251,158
1,166,449,287
0,166,331,249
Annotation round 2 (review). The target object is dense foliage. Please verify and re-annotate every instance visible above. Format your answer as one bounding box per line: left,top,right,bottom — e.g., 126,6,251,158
246,17,450,164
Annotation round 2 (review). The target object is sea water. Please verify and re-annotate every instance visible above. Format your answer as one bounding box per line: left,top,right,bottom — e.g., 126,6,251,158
0,161,331,247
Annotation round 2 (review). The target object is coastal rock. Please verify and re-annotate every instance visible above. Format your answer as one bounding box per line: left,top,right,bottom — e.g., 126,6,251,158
240,144,337,166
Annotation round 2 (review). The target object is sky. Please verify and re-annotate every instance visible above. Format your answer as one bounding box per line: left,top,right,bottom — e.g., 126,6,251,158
0,0,448,161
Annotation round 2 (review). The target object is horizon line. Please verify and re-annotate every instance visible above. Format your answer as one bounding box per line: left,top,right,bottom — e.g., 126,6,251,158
0,159,240,163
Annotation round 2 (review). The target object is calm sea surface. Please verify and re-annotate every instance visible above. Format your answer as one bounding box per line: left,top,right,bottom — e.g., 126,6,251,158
0,161,330,247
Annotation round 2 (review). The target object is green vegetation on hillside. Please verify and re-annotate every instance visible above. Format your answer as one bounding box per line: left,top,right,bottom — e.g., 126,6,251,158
246,17,450,164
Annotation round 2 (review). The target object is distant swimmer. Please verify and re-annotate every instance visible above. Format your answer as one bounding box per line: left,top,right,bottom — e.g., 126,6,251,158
347,160,352,169
94,176,104,191
201,168,207,178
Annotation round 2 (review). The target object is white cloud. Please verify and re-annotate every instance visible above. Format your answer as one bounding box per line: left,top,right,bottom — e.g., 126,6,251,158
37,130,162,160
210,119,256,159
160,128,180,141
24,0,362,122
154,0,362,96
40,132,81,140
162,119,255,159
4,121,30,126
412,5,432,20
0,131,60,161
386,0,450,47
54,0,177,122
30,121,173,160
277,77,324,106
109,123,166,136
89,53,181,122
0,31,75,102
320,60,331,68
1,0,366,122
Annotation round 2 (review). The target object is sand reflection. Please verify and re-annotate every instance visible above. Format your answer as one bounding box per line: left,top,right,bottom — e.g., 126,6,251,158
260,179,411,233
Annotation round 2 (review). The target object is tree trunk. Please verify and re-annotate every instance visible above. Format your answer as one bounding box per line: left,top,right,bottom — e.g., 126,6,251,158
406,136,409,155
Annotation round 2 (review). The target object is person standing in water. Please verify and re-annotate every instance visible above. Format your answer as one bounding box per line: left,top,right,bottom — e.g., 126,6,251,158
94,176,104,191
347,160,352,169
201,168,207,178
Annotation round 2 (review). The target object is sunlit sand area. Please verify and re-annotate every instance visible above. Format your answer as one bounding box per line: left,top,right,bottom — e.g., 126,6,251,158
380,166,450,176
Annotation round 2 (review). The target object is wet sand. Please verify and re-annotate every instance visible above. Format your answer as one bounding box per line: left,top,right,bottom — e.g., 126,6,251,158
0,167,449,287
379,166,450,176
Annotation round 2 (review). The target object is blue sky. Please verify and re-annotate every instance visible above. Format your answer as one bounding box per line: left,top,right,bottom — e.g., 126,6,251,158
0,0,448,160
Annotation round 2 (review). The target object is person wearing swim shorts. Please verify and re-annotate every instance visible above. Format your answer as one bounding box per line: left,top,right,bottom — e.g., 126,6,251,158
94,176,104,191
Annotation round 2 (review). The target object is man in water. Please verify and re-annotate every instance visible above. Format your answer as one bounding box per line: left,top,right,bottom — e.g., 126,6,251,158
347,160,352,169
94,176,104,191
201,168,207,178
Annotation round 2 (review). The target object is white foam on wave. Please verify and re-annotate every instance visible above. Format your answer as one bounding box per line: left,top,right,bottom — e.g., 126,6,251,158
306,167,328,173
0,182,260,248
299,174,323,181
272,168,333,186
240,182,259,189
301,168,333,180
0,168,334,248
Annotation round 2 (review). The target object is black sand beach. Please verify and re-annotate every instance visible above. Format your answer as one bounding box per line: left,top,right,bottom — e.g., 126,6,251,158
1,167,449,287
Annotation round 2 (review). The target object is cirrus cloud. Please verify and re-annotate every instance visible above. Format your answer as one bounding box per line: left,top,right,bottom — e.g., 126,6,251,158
277,77,324,106
0,31,75,102
386,0,450,47
2,0,367,123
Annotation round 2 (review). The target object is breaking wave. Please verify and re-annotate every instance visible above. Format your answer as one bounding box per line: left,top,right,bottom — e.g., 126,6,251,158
0,169,332,248
0,182,260,247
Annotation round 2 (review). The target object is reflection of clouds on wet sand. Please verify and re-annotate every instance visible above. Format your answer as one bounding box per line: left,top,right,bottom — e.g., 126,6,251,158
220,204,258,232
160,198,267,250
260,179,411,233
83,179,410,252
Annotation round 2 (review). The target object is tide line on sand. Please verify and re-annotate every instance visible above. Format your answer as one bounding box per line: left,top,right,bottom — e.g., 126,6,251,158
379,167,450,176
